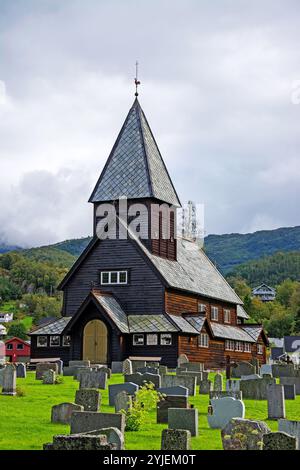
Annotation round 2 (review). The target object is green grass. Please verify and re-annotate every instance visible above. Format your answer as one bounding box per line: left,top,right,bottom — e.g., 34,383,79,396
0,372,300,450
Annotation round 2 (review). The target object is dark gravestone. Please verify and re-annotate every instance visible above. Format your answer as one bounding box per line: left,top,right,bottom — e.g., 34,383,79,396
36,363,58,380
263,432,297,450
70,411,125,435
280,376,300,394
231,362,255,378
267,384,285,420
16,363,26,378
168,408,198,436
240,377,276,400
157,386,189,397
157,395,188,423
75,388,101,412
108,382,139,406
161,429,191,450
283,384,296,400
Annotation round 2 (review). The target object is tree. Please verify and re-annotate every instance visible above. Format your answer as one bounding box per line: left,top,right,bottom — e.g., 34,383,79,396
276,279,298,307
7,322,28,340
227,277,252,300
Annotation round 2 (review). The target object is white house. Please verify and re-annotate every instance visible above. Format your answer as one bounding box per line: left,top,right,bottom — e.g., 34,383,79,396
252,284,276,302
0,313,14,323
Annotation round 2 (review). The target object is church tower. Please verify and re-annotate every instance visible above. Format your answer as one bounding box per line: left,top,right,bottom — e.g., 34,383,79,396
89,98,181,260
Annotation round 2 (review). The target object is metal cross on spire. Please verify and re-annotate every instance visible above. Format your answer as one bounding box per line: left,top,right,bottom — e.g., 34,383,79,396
134,61,141,97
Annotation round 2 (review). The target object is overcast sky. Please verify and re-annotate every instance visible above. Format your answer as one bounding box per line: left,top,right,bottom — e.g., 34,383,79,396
0,0,300,247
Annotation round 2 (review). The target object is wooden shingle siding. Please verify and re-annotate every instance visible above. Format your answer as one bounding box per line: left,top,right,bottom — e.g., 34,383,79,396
63,238,165,317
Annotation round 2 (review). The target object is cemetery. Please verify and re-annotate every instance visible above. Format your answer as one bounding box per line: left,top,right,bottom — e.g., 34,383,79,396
1,359,300,450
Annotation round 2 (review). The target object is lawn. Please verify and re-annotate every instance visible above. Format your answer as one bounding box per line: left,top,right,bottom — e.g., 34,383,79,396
0,372,300,450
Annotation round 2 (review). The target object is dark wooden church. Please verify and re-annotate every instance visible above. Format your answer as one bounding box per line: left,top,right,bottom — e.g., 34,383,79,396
30,97,268,368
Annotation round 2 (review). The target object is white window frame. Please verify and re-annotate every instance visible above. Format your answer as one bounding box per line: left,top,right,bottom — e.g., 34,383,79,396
198,303,206,313
211,306,219,321
160,333,172,346
37,336,48,348
225,339,235,351
133,334,144,346
224,309,231,324
235,341,244,352
146,334,158,346
257,344,263,355
62,335,71,347
198,332,209,348
49,335,61,347
244,342,251,353
100,270,128,285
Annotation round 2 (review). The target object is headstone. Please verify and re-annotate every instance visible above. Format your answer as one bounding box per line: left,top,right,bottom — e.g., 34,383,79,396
232,362,255,378
199,379,212,395
260,364,272,376
263,432,297,450
177,354,189,367
75,389,101,412
44,433,116,450
43,369,56,384
79,370,107,390
114,391,132,413
69,360,90,367
251,357,260,374
157,395,189,424
279,419,300,448
213,372,223,391
131,360,146,373
209,390,242,400
159,365,168,375
226,379,240,392
185,362,203,372
161,429,191,450
36,362,58,380
75,367,92,381
111,362,123,374
55,359,63,375
122,359,133,375
1,364,16,396
125,372,161,389
97,366,111,379
136,366,158,375
161,374,196,396
280,376,300,394
283,384,296,400
240,376,276,399
108,382,139,406
16,363,26,378
272,363,296,378
157,386,189,397
0,366,5,387
208,397,245,429
168,408,198,436
221,418,271,450
51,402,83,424
177,370,203,385
70,411,125,435
84,427,124,450
240,374,261,380
267,384,286,420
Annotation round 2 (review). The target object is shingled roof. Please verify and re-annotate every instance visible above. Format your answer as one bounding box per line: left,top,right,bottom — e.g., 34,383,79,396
89,98,180,207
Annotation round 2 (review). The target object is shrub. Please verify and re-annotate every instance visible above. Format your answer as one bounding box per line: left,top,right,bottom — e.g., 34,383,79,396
123,382,162,432
54,376,64,385
16,386,25,397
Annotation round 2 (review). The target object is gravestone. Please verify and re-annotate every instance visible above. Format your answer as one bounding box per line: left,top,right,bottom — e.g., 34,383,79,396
108,382,139,406
70,411,126,435
260,364,272,376
161,375,196,396
51,402,83,424
250,357,259,374
55,359,63,375
280,376,300,394
16,363,26,378
263,431,297,450
75,367,92,381
199,379,212,395
240,374,261,381
240,376,276,399
231,362,255,378
75,388,101,412
207,397,245,429
111,362,123,374
1,364,16,396
177,370,203,385
209,390,242,400
159,365,168,375
69,360,90,368
115,391,132,413
0,366,5,387
168,408,198,436
136,366,158,375
161,429,191,450
226,379,240,392
122,359,133,375
157,386,189,397
267,384,286,420
44,433,116,450
221,418,271,450
43,369,56,384
272,363,296,378
177,354,189,367
213,372,223,391
97,366,111,379
283,384,296,400
279,419,300,448
36,363,58,380
124,372,161,388
185,362,203,372
202,371,209,381
157,395,189,424
131,360,146,373
79,370,107,390
84,428,124,450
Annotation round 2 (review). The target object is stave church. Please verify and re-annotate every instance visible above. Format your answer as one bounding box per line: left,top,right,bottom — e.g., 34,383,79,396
30,90,268,368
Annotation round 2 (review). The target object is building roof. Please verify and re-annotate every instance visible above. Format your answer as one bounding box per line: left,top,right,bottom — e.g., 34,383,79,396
283,336,300,353
241,325,263,341
167,314,200,334
30,317,72,335
128,314,178,333
4,336,30,346
237,305,250,320
92,292,129,334
89,98,181,207
183,314,206,333
210,322,256,342
252,284,276,294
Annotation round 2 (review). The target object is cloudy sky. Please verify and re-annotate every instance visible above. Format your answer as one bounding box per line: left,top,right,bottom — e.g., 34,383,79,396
0,0,300,247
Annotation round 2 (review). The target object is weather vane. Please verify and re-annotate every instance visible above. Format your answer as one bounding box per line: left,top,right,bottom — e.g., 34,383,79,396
134,61,141,97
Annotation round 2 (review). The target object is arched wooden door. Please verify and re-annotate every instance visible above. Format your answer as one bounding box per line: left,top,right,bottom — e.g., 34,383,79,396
83,320,108,364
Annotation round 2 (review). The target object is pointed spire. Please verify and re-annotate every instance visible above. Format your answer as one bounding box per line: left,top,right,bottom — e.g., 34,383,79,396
89,99,181,207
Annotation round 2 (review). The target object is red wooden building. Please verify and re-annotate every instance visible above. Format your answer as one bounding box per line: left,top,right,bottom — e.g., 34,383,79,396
5,337,31,363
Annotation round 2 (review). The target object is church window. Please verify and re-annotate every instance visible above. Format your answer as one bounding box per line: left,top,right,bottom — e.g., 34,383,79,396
235,341,244,352
257,344,263,354
100,270,128,285
198,303,206,313
133,334,144,346
160,334,172,345
224,309,231,323
37,336,47,347
50,336,60,347
211,306,219,321
244,342,251,353
146,334,158,345
225,340,235,351
63,335,71,347
198,333,209,348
